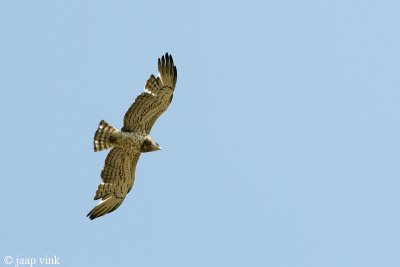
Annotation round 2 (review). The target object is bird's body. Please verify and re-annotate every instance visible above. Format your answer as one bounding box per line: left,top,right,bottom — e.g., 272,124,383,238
96,124,144,151
87,53,177,220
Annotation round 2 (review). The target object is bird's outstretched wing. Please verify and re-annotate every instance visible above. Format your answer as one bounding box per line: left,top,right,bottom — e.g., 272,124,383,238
87,148,140,220
122,53,177,134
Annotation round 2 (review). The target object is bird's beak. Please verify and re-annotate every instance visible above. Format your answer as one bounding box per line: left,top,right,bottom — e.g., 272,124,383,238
158,146,162,150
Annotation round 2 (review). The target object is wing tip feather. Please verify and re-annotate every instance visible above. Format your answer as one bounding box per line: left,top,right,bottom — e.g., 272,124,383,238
87,196,124,220
157,52,177,88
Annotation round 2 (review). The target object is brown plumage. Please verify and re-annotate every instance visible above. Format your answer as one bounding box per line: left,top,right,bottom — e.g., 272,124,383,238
87,53,178,220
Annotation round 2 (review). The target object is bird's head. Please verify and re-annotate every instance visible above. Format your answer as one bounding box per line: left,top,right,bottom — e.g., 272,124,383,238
140,136,162,153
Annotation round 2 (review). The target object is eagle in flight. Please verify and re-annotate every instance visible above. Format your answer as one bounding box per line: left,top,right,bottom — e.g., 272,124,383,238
87,53,177,220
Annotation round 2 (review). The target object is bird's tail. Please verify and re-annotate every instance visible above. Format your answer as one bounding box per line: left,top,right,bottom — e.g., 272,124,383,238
94,120,118,152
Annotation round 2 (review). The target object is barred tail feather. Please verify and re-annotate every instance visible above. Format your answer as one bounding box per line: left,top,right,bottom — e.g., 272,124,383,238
94,120,118,152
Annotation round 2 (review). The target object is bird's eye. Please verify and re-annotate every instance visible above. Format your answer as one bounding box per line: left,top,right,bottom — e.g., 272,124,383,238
144,139,152,146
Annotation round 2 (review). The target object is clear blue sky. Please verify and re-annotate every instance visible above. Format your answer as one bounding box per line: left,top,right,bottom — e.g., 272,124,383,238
1,0,399,266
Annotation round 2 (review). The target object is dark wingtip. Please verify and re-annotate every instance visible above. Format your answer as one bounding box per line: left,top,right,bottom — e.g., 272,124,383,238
87,212,95,220
157,52,177,87
174,66,177,86
87,206,102,220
